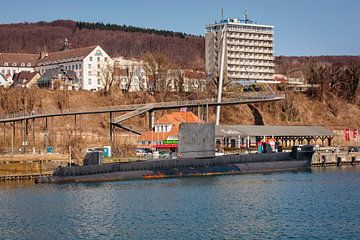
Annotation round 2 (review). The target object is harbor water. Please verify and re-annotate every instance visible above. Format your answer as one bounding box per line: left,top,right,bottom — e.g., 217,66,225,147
1,167,360,239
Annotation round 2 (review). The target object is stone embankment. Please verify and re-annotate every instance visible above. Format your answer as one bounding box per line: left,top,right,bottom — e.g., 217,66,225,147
0,154,69,180
312,150,360,166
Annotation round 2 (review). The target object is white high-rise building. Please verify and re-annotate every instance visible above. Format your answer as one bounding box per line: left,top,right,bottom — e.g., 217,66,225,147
205,13,274,85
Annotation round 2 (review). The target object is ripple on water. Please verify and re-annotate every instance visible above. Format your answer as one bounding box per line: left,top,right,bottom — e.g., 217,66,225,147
0,168,360,239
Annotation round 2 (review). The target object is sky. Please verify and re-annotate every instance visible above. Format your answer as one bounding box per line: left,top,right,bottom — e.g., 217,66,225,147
1,0,359,56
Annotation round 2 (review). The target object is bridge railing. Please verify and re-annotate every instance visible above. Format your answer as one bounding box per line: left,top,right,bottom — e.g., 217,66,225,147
0,92,284,121
0,103,149,121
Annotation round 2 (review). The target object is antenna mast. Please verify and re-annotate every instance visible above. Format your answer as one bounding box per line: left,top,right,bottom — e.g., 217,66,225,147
215,23,227,126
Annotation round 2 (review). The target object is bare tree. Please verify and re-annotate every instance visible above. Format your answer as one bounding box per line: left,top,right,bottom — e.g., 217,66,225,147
122,63,135,93
100,63,115,95
143,52,170,94
173,69,185,93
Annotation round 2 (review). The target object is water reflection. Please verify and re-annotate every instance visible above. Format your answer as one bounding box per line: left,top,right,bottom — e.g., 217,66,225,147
0,168,360,239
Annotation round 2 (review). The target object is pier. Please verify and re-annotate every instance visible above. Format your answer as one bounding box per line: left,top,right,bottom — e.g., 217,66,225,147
0,154,69,180
312,150,360,167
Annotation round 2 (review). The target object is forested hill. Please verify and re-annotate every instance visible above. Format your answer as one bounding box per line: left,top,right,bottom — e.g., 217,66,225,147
0,20,205,68
0,19,359,70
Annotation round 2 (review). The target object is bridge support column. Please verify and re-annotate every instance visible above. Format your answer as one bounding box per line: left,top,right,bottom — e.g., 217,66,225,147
206,104,209,123
24,119,28,154
197,105,201,122
109,112,113,144
149,110,154,130
3,123,5,152
74,115,77,139
32,119,35,153
45,117,48,152
51,117,54,147
20,120,23,153
12,122,15,155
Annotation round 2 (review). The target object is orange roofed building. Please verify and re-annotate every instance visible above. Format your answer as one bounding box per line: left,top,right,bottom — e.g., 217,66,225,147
137,111,203,152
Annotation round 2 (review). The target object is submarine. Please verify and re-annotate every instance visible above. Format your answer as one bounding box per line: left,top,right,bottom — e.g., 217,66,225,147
36,124,314,184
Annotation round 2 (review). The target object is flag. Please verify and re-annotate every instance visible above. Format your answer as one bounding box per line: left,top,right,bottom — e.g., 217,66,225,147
354,129,358,142
180,107,187,112
345,129,350,141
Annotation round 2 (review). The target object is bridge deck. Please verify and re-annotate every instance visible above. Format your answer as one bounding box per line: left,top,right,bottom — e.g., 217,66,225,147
0,93,285,123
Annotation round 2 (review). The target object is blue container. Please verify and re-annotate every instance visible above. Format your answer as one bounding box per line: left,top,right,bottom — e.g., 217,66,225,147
46,146,53,154
103,146,112,158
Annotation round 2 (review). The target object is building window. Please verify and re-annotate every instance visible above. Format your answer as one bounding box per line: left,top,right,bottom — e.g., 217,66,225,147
89,57,93,61
88,71,91,76
97,57,100,62
88,79,91,85
97,79,101,85
105,57,108,62
27,63,31,67
12,63,16,66
97,71,100,77
88,64,91,68
4,62,8,66
21,63,25,66
97,64,100,69
1,70,4,74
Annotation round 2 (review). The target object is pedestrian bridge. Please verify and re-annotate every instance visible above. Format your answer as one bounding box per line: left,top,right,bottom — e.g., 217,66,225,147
0,93,285,124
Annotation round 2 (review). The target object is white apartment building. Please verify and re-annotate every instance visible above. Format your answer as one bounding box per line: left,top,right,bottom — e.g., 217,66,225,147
205,14,274,84
0,53,37,80
0,45,112,90
113,56,148,92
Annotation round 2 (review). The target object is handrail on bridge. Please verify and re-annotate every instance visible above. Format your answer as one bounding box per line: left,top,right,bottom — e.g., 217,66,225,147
0,92,284,122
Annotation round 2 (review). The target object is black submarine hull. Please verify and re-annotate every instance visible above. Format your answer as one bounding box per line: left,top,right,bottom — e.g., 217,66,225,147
36,149,313,184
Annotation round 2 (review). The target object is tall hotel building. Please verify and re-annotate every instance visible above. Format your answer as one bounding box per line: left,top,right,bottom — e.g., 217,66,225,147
205,14,274,84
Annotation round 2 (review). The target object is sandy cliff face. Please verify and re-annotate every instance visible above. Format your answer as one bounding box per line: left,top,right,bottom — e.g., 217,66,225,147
0,88,358,154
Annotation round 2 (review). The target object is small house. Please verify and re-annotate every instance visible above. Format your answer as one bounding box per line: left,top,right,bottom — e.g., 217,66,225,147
37,67,80,90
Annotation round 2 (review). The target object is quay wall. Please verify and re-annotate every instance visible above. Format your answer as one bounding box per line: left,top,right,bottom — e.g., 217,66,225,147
312,151,360,166
0,154,69,180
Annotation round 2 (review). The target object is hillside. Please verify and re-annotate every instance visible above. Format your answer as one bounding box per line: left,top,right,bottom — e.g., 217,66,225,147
0,20,359,141
0,20,205,68
0,88,359,150
1,19,360,71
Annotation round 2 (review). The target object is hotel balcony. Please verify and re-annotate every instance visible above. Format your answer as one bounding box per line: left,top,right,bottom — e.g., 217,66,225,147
227,39,273,48
226,33,273,41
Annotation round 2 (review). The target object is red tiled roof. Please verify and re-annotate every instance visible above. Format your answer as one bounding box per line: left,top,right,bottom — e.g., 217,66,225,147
0,46,99,67
0,53,38,67
156,112,201,125
138,112,203,142
37,46,97,65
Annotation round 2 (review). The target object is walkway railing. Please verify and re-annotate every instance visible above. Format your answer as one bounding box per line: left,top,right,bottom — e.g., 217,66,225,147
0,92,284,123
